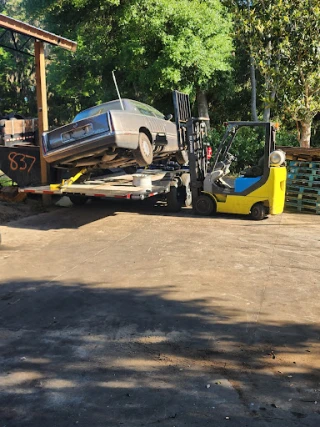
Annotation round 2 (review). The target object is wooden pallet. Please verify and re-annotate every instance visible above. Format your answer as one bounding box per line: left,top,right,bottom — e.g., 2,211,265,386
286,186,320,199
288,171,320,179
286,196,320,207
288,167,320,176
285,202,320,214
285,163,320,213
278,147,320,162
288,160,320,169
287,161,320,188
286,178,320,188
286,184,320,193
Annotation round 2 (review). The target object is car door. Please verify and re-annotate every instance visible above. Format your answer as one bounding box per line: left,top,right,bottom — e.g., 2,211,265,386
134,102,178,152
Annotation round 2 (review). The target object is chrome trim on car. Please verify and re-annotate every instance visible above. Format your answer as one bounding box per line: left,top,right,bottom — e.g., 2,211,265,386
44,131,116,159
61,123,93,143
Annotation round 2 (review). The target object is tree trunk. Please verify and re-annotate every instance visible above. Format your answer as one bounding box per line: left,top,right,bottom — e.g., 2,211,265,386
263,88,276,122
196,89,209,117
196,88,210,130
263,104,270,122
263,38,276,122
299,120,311,148
249,55,258,121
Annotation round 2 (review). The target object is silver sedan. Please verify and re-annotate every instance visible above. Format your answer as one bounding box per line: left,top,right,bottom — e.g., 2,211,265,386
42,99,188,169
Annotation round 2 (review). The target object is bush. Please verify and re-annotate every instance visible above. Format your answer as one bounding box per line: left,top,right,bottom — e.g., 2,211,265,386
276,129,299,147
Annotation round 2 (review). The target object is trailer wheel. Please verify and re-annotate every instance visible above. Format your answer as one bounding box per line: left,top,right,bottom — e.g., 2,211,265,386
175,150,189,165
250,203,266,220
134,132,153,166
194,194,216,216
69,195,89,205
166,186,182,212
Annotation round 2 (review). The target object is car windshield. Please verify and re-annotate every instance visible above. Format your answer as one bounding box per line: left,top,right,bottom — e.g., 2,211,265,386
73,101,123,122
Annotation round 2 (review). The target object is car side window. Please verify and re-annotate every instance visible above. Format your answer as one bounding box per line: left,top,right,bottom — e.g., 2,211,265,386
130,101,164,118
136,106,154,117
147,106,165,119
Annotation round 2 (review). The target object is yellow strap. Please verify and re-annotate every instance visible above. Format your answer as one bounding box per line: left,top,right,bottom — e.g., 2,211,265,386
49,168,87,191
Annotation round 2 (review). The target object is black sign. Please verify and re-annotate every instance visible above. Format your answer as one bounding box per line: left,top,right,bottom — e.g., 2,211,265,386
0,145,41,187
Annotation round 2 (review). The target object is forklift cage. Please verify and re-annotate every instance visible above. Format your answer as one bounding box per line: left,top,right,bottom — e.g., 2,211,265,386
172,90,210,202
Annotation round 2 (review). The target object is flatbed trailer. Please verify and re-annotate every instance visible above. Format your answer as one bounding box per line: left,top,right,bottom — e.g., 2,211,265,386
19,168,191,211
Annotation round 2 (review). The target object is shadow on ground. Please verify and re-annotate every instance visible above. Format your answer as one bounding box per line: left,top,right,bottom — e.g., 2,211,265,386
0,280,319,426
3,195,262,231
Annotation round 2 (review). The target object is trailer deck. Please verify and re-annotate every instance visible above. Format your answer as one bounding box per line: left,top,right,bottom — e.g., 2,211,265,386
19,169,189,201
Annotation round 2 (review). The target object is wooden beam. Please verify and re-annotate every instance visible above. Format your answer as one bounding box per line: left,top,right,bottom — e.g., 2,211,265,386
35,40,50,204
0,14,77,52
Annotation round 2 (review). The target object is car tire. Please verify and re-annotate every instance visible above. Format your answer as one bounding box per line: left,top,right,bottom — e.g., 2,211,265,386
250,202,267,220
175,150,189,165
134,132,153,167
194,194,216,216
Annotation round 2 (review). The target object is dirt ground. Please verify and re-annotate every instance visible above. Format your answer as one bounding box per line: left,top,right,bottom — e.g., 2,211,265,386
0,198,46,225
0,199,319,426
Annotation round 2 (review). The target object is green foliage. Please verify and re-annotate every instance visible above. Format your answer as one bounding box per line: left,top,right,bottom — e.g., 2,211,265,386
207,125,265,173
0,0,37,117
207,125,299,172
226,0,320,146
275,129,299,147
117,0,232,92
22,0,232,124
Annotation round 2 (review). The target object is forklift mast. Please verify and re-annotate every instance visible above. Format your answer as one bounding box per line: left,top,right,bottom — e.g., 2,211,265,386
172,90,210,203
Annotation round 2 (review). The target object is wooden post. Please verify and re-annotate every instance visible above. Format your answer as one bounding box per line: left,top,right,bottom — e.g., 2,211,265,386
34,40,50,204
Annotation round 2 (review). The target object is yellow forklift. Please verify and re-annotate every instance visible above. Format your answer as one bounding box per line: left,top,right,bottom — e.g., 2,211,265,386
173,91,287,220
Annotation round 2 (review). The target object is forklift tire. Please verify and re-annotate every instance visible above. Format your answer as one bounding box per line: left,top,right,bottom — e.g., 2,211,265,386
194,194,216,216
133,132,153,166
166,186,182,213
69,195,89,205
250,203,267,220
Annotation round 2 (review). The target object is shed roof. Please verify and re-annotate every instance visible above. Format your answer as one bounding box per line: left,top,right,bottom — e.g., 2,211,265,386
0,13,77,53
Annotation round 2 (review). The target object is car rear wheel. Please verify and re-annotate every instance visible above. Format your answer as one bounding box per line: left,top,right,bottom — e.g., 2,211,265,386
134,132,153,166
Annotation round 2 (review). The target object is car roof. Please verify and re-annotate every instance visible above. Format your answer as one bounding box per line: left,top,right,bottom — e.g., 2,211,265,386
73,99,164,122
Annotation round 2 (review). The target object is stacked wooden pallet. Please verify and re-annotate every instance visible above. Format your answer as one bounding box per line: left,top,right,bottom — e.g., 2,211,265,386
0,118,38,147
286,160,320,214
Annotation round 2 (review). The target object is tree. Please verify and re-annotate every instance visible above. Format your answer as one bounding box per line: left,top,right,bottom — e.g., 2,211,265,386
228,0,320,147
116,0,233,118
0,0,37,117
226,0,260,121
23,0,233,123
275,0,320,147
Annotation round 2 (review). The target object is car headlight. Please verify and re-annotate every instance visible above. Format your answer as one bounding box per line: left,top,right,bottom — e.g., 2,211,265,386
269,150,286,166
